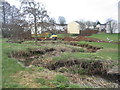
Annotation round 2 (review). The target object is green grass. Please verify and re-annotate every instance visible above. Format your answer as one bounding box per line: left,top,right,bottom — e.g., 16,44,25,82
2,39,44,88
67,84,92,88
53,40,118,61
77,41,118,48
53,52,100,61
2,39,90,88
87,33,119,42
2,37,118,88
52,74,92,88
2,52,28,88
0,38,2,89
35,78,46,85
77,41,118,60
57,34,78,38
55,75,69,83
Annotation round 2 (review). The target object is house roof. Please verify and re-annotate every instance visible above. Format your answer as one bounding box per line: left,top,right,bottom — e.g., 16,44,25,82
100,24,106,25
56,23,67,26
75,21,81,24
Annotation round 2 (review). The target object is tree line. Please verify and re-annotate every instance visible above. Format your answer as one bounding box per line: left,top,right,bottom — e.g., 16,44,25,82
1,0,66,44
1,0,117,44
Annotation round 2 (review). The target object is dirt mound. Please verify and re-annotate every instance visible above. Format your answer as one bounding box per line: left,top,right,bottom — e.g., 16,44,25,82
10,46,85,66
69,42,103,53
46,59,119,84
63,36,117,44
80,29,99,36
47,59,108,74
37,41,102,53
63,36,100,42
6,40,24,44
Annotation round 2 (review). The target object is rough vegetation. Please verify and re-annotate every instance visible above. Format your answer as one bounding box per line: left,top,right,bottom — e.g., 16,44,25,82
2,33,119,88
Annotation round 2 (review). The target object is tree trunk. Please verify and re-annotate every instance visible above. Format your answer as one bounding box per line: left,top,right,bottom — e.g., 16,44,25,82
3,2,6,25
34,15,37,45
109,21,113,34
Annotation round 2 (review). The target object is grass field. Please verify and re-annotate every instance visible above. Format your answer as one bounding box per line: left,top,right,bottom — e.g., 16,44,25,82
87,33,119,42
57,34,77,38
1,33,119,88
2,39,93,88
77,41,118,60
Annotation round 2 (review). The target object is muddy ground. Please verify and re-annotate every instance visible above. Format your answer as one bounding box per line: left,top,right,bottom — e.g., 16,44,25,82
9,41,119,88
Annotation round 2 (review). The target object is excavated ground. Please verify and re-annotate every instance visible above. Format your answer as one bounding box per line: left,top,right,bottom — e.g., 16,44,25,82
38,41,103,53
9,41,119,88
63,36,120,44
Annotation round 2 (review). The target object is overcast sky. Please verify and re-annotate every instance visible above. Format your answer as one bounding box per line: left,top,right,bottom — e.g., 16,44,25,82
6,0,119,24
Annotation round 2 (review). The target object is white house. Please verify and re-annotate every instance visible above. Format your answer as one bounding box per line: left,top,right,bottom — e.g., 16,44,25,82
55,24,67,31
96,24,106,32
30,22,50,34
67,21,80,34
30,22,67,34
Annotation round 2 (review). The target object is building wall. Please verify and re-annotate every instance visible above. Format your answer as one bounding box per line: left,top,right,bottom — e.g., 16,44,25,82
55,25,64,31
31,24,67,34
67,21,80,34
106,23,111,33
31,26,42,34
99,25,106,31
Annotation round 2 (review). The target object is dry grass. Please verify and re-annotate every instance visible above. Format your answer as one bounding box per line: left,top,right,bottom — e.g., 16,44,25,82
11,67,63,88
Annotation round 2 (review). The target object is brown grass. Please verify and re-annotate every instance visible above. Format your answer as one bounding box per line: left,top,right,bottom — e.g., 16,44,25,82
11,68,62,88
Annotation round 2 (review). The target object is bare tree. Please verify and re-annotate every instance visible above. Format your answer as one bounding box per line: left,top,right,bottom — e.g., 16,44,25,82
111,20,117,33
92,22,97,29
1,1,11,38
49,18,56,31
58,16,66,26
1,1,30,41
10,5,21,24
1,1,21,38
106,18,117,34
20,0,49,45
77,20,86,30
2,1,11,25
85,21,92,29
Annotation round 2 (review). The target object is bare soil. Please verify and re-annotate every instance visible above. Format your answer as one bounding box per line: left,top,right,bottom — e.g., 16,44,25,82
63,36,119,44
